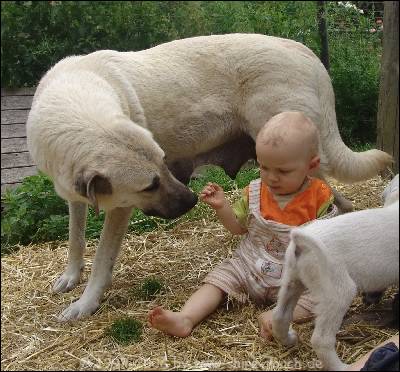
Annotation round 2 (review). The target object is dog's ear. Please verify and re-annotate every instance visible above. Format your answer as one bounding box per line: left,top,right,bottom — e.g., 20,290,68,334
75,171,112,215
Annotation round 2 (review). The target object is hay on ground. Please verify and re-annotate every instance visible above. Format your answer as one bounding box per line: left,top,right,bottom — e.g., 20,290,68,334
1,176,398,370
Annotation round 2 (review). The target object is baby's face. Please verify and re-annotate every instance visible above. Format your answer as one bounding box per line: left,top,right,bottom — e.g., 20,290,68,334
256,143,314,195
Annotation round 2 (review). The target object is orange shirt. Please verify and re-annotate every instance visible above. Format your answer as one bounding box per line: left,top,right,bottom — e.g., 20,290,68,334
235,178,334,227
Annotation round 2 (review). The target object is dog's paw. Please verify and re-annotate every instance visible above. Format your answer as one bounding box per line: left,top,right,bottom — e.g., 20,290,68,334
53,271,81,293
57,299,99,322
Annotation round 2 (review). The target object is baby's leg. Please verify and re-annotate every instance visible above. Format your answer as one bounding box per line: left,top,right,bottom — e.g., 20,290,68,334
148,284,225,337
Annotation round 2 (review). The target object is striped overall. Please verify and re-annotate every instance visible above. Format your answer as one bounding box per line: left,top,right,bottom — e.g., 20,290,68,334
203,178,338,309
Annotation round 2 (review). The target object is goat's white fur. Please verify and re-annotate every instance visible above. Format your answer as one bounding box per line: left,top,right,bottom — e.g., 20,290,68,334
272,178,399,371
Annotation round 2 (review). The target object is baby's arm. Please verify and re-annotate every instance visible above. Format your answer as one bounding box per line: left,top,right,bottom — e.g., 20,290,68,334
200,182,247,235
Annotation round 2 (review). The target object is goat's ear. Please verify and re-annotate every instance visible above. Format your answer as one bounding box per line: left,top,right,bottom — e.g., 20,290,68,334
74,171,112,215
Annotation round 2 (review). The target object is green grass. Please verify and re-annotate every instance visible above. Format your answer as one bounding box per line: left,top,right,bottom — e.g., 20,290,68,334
350,142,374,152
1,166,260,255
133,277,164,301
106,317,143,344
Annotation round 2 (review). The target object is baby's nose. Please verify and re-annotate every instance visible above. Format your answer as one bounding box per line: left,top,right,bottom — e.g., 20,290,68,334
267,172,279,182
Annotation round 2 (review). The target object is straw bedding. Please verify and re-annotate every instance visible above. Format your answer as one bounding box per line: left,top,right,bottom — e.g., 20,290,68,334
1,176,398,370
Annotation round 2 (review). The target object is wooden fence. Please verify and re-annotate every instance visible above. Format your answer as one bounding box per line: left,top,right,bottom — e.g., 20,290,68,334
1,87,37,193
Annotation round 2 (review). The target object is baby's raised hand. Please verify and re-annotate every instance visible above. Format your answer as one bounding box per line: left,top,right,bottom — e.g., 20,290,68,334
199,182,226,210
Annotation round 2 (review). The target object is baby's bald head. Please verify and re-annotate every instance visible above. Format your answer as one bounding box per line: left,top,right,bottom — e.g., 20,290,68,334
256,112,319,160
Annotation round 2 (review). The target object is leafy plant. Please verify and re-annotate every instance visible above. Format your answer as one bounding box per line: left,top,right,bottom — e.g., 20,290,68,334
1,172,68,252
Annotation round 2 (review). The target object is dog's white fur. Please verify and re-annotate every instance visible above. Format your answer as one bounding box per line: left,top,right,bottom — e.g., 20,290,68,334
27,34,393,321
272,177,399,370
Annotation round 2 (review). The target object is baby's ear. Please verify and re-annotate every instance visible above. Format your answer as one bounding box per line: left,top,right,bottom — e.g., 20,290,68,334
309,156,320,172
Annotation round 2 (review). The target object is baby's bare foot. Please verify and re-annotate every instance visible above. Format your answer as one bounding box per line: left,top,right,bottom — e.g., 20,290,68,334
148,306,193,337
258,310,274,341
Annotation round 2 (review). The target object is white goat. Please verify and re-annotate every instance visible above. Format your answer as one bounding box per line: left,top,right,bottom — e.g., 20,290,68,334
272,177,399,371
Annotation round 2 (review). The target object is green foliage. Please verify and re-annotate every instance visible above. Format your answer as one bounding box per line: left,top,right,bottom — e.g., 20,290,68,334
326,2,382,145
189,166,236,194
0,1,209,87
1,172,68,252
330,39,381,144
234,167,260,189
106,317,143,344
133,277,164,300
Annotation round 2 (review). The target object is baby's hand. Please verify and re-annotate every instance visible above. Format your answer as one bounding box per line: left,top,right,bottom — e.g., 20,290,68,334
200,182,226,210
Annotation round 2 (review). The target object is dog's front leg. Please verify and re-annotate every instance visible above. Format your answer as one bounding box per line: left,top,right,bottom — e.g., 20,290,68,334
53,201,87,293
58,206,132,321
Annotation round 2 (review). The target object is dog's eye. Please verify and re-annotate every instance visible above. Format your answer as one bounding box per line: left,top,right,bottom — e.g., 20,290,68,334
142,176,160,192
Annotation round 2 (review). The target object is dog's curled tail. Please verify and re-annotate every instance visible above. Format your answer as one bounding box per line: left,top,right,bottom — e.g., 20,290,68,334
317,65,393,183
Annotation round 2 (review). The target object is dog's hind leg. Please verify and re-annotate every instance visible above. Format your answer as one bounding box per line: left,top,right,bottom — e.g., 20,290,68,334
58,206,132,321
193,134,256,179
53,201,87,293
168,158,195,185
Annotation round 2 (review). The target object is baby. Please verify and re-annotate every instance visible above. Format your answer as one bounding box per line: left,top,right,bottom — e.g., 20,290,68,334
148,111,337,339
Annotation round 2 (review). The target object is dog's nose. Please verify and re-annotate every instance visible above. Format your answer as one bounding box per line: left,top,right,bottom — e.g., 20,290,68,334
143,191,198,220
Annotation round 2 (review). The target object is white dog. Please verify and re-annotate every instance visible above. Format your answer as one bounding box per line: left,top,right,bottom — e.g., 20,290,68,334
27,34,393,321
272,177,399,370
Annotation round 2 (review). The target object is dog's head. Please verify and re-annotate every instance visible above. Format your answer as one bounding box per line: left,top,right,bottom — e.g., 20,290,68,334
73,117,198,218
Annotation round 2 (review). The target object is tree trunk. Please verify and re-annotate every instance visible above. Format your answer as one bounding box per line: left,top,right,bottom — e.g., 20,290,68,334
377,1,399,174
317,1,330,72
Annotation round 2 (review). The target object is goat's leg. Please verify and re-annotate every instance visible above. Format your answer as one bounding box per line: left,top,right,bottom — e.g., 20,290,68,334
311,284,356,371
272,279,305,346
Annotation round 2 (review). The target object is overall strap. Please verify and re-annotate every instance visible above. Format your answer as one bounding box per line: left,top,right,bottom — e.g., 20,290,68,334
248,179,262,214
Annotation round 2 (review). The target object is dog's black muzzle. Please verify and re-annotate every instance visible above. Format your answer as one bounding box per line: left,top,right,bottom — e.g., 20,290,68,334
144,191,198,219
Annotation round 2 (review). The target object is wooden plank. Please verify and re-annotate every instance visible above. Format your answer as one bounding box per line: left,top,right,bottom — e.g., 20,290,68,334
1,123,26,138
1,182,22,194
377,1,399,173
1,152,35,169
1,138,28,153
1,95,33,110
1,166,38,184
1,87,36,96
1,109,30,125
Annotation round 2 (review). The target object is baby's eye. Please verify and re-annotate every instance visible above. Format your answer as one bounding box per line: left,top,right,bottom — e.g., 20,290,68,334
279,169,291,174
